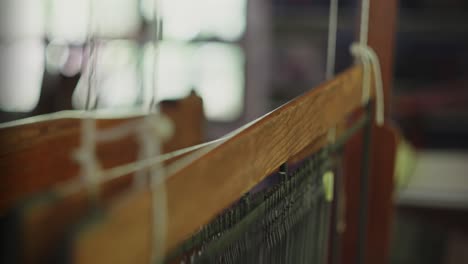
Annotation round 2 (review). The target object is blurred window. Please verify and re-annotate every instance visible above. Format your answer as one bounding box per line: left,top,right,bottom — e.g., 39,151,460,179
1,0,247,122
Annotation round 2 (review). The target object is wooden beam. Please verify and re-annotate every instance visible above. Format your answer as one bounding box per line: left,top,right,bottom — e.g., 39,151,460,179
0,94,204,214
71,65,372,263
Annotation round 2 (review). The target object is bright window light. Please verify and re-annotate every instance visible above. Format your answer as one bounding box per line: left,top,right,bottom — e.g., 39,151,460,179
47,0,89,43
98,67,140,107
161,0,201,41
96,41,140,107
61,47,84,77
0,40,45,112
140,0,160,22
200,0,247,41
48,0,140,42
46,40,70,74
147,42,193,103
193,43,244,121
73,41,140,109
161,0,247,41
93,0,141,37
149,41,244,121
0,0,45,39
140,0,153,21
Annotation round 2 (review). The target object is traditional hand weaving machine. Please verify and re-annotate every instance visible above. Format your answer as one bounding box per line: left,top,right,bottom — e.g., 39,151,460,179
0,0,398,263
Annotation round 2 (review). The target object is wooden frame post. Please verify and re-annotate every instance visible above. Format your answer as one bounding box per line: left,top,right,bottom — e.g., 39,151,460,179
342,0,399,264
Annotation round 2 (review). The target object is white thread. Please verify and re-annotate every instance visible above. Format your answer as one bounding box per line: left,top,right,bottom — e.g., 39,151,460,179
99,111,263,184
326,0,339,80
85,0,99,110
104,136,227,182
56,136,225,199
73,0,102,202
0,109,162,129
351,44,372,104
351,0,385,126
149,0,162,111
95,114,173,143
134,118,155,189
143,116,167,263
350,43,384,126
326,0,339,142
74,118,101,199
359,0,370,47
367,47,384,126
56,111,264,200
147,1,167,262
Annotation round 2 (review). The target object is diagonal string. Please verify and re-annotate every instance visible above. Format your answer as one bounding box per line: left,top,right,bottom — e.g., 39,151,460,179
56,111,263,199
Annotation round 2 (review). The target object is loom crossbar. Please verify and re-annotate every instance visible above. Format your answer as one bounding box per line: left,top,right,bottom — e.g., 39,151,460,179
73,65,374,263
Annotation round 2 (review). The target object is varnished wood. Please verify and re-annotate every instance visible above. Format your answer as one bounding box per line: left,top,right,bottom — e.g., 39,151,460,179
20,123,349,264
0,94,204,214
341,0,398,263
71,65,373,263
362,0,399,262
159,91,204,153
18,113,354,264
342,123,399,264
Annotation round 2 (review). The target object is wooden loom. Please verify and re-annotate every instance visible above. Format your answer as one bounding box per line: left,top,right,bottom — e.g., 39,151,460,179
0,1,398,263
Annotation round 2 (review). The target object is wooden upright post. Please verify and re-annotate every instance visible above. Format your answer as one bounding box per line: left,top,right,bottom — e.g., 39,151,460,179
341,0,399,264
368,0,398,108
366,1,399,263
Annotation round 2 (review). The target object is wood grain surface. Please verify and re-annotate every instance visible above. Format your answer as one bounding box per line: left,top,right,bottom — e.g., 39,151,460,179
0,94,203,214
72,65,372,263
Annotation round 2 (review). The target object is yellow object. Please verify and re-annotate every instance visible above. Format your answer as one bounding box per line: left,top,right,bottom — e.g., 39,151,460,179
323,171,335,202
394,140,417,189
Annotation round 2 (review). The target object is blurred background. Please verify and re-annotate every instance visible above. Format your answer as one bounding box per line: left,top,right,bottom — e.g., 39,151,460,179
0,0,467,263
